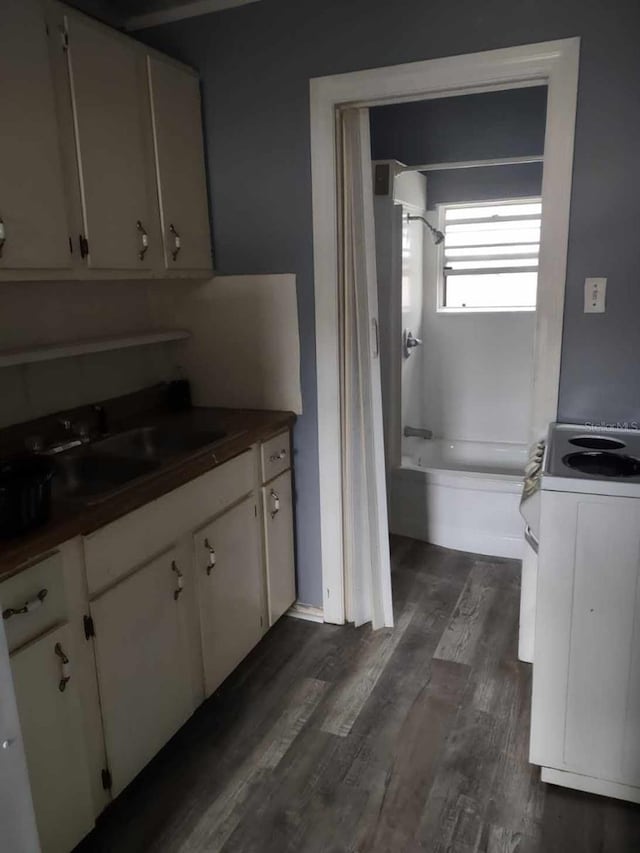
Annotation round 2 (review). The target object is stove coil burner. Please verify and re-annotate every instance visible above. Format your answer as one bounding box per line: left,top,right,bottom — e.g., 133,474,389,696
563,450,640,477
568,435,626,450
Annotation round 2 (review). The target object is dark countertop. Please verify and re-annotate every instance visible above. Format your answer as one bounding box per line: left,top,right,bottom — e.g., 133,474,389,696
0,406,295,583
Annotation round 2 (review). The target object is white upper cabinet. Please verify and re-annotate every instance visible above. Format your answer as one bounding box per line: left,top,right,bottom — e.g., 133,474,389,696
63,12,156,271
148,55,213,271
0,1,213,279
0,0,72,270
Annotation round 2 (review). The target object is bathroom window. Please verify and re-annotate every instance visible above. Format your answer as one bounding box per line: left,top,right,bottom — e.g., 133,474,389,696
437,198,541,311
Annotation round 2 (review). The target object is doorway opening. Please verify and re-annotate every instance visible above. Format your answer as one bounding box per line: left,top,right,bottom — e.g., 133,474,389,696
371,87,547,559
310,40,580,626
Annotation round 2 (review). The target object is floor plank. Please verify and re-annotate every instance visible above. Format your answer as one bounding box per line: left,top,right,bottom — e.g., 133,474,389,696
176,677,329,853
75,537,640,853
319,602,417,737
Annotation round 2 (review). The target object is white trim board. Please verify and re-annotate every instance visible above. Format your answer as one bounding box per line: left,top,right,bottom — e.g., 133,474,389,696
541,766,640,805
126,0,261,31
286,602,324,624
310,39,580,625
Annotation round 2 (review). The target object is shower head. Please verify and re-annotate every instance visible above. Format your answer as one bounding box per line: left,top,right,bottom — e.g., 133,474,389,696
431,227,445,245
406,214,445,245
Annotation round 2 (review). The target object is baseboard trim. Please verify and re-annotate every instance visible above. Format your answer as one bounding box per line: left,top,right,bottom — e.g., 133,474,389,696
541,766,640,804
286,602,324,623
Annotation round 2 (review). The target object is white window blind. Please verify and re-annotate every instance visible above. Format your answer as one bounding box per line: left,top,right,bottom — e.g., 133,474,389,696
441,199,541,310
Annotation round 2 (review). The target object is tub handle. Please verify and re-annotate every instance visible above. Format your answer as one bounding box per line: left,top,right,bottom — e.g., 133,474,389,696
403,329,422,358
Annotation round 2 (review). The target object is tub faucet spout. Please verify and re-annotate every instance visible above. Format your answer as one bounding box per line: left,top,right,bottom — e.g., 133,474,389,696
404,426,433,439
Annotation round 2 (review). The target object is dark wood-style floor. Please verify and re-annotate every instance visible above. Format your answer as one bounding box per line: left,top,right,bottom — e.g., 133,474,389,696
76,536,640,852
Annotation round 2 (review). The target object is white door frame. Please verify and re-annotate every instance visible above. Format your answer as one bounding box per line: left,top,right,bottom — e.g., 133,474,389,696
310,38,580,625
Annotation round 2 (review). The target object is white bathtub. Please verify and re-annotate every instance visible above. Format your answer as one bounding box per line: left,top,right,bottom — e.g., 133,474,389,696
388,437,527,559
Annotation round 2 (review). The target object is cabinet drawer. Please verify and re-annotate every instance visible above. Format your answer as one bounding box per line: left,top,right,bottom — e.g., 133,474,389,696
261,430,291,483
84,449,257,595
1,552,66,653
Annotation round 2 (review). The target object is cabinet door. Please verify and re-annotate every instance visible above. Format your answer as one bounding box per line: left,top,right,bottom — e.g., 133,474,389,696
0,0,71,270
64,12,154,270
0,618,40,853
148,55,212,271
262,471,296,625
531,491,640,786
194,497,264,697
90,548,192,796
11,623,94,853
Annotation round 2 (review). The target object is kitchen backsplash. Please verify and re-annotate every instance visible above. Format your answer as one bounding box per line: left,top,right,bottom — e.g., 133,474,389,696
0,279,185,430
0,343,181,430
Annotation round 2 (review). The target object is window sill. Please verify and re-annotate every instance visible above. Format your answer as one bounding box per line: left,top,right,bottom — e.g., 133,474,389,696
436,306,536,315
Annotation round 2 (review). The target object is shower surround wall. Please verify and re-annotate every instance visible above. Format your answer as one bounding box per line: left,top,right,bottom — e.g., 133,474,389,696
421,211,536,445
373,165,426,469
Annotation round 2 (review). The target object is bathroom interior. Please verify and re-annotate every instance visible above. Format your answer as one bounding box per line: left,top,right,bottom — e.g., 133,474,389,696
370,86,548,559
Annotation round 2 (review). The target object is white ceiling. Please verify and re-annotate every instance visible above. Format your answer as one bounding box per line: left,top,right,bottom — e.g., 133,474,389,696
68,0,261,30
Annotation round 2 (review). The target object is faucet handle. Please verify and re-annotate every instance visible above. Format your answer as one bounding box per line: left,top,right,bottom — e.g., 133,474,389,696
93,404,108,435
58,418,72,432
25,435,44,453
403,330,423,358
72,421,90,441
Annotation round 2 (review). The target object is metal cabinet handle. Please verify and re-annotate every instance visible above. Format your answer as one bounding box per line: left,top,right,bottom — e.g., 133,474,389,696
171,560,184,600
2,589,48,621
0,216,5,258
204,538,216,576
269,449,287,462
169,224,181,261
54,643,70,692
137,220,149,261
270,490,280,519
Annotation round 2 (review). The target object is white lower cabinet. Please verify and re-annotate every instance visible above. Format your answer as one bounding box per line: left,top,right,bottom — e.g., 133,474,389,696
11,623,94,853
89,546,193,796
6,434,296,850
531,490,640,793
262,471,296,625
194,496,265,698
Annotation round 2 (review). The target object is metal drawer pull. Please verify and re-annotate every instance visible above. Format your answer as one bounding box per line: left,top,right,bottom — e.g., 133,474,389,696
169,224,181,261
0,216,5,258
2,588,48,621
270,490,280,519
136,220,149,261
269,449,287,462
54,643,70,692
171,560,184,600
204,538,216,576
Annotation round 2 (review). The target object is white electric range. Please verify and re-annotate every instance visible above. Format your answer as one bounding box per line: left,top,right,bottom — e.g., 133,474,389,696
526,422,640,803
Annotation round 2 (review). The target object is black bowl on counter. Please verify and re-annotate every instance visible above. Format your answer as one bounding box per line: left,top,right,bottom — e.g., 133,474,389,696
0,455,54,538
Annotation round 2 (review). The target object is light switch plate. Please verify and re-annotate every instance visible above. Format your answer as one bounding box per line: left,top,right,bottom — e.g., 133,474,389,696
584,277,607,313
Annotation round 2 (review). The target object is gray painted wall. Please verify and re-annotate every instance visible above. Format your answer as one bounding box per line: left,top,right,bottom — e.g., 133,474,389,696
141,0,640,608
370,89,546,208
370,87,547,161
